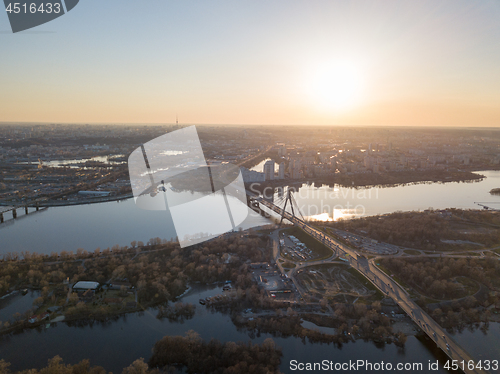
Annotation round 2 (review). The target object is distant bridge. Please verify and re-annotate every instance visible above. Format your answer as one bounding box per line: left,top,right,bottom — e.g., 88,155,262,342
0,202,45,223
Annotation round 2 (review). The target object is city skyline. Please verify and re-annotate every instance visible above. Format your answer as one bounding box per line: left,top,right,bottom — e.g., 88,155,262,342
1,0,500,126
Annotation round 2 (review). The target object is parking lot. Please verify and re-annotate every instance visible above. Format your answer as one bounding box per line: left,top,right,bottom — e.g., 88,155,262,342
280,234,318,261
328,228,399,255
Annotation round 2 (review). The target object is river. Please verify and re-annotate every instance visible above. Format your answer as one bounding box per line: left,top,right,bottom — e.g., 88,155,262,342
0,195,271,256
2,171,500,256
278,170,500,220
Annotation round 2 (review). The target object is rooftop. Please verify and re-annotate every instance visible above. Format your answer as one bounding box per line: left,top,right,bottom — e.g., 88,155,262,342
73,281,100,290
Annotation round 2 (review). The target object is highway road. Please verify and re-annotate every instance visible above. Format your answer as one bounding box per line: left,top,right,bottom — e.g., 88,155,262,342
250,193,490,374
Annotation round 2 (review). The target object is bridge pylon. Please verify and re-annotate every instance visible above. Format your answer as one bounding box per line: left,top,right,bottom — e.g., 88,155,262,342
279,188,305,226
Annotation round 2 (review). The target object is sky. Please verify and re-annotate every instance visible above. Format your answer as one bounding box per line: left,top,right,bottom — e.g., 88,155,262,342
1,0,500,127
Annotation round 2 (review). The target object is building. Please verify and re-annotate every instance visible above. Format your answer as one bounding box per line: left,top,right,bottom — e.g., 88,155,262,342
241,167,265,183
72,281,100,292
278,162,285,179
364,156,374,169
277,143,287,157
290,165,302,179
329,157,337,171
78,191,112,197
108,280,133,290
263,160,275,181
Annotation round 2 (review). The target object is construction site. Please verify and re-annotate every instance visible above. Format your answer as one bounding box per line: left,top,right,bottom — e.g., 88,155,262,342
295,263,379,303
251,263,298,301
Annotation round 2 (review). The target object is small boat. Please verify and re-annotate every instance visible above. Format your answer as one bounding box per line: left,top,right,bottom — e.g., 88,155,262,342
199,299,206,305
21,289,28,295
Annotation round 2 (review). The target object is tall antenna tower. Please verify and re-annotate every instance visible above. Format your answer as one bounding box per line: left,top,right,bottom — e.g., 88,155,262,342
176,114,178,125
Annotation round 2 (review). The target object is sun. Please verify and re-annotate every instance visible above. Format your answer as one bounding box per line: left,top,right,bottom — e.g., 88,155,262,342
307,62,363,111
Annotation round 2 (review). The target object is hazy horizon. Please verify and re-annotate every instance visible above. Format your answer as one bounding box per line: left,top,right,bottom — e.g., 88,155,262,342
2,121,500,129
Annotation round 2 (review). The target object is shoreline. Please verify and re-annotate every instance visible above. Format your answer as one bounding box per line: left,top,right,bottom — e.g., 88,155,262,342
1,169,494,209
0,193,133,208
248,169,486,191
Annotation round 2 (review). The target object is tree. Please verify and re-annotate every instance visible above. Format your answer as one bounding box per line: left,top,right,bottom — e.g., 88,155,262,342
371,301,381,312
33,297,44,308
122,358,149,374
351,325,359,335
262,338,276,351
40,356,72,374
71,359,90,374
286,307,296,316
319,298,328,310
69,293,79,305
0,359,11,374
394,331,407,347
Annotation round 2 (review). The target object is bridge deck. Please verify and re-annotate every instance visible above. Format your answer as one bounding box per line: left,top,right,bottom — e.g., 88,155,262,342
0,206,16,214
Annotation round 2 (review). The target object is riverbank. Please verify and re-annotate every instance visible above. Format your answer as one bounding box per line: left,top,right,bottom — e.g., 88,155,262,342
249,169,484,190
0,193,133,208
2,169,488,210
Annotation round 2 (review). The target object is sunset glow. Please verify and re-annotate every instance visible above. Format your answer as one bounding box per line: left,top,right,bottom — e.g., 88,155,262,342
308,62,364,112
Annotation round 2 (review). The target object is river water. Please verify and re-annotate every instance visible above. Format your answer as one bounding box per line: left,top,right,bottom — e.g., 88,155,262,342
0,195,271,256
279,170,500,220
2,171,500,256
